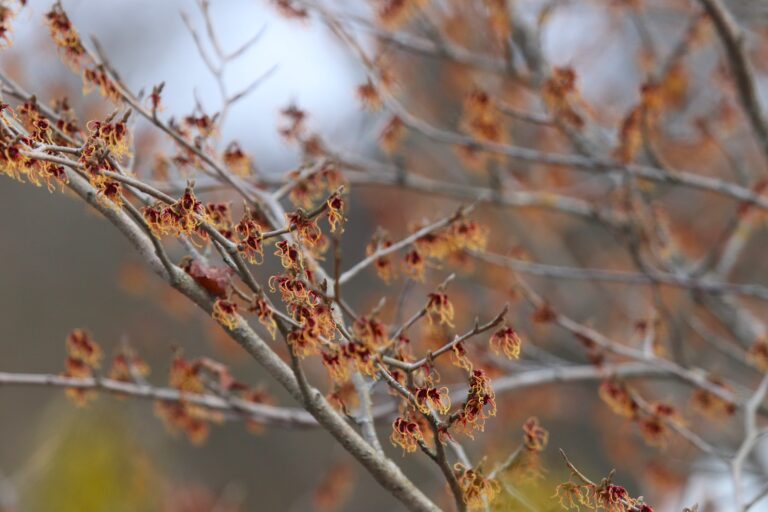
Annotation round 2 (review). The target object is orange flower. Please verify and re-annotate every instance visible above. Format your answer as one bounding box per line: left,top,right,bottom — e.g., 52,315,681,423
222,141,251,177
61,332,103,406
541,67,583,128
82,66,122,103
142,187,206,238
287,322,323,358
403,249,426,282
450,220,488,251
326,192,345,232
638,415,669,448
275,240,304,271
426,292,454,327
455,370,496,437
272,0,308,19
249,297,277,339
414,386,451,415
39,162,68,192
236,212,265,264
313,463,355,512
690,376,736,420
212,298,239,331
269,274,312,306
87,117,131,157
748,339,768,371
154,400,210,445
483,0,511,42
413,229,453,260
391,416,423,453
343,342,378,377
367,232,395,283
379,115,404,153
0,4,16,48
377,0,427,29
97,179,123,209
287,211,322,247
596,483,631,512
454,463,499,510
357,80,381,111
554,482,589,510
169,353,204,394
461,88,504,144
148,82,164,114
326,382,358,414
45,2,86,66
599,380,638,419
489,326,522,359
108,350,150,383
205,202,233,236
532,302,556,324
522,417,549,452
288,177,319,210
65,329,102,368
184,113,217,138
322,346,350,384
451,342,473,371
353,316,388,350
279,104,306,141
240,232,264,264
63,359,97,406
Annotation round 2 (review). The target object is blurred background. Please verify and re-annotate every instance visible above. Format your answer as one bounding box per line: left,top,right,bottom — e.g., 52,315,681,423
3,0,768,510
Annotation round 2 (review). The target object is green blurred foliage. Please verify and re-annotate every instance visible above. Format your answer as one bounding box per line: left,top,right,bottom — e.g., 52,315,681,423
491,465,571,512
20,404,162,512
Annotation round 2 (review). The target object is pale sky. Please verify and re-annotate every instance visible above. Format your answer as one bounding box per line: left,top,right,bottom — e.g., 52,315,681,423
9,0,370,172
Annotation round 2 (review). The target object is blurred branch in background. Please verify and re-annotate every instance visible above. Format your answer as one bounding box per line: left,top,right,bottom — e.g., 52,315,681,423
4,0,768,510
